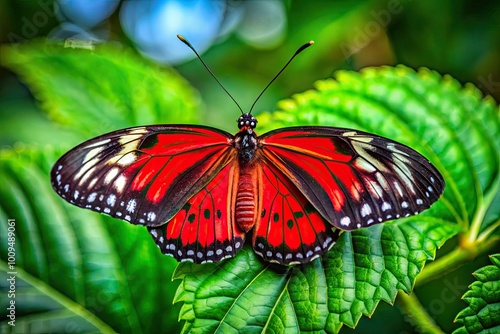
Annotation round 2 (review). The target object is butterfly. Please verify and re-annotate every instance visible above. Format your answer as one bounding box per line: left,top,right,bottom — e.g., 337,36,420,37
50,38,445,265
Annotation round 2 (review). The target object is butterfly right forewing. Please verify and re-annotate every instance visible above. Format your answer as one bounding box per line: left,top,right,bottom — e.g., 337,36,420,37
259,126,445,231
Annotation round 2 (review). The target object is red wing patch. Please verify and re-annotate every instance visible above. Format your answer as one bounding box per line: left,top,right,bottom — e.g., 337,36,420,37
260,127,445,231
51,125,235,227
149,161,246,263
252,158,339,265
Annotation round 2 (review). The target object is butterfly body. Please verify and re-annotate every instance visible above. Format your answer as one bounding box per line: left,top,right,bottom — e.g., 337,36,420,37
51,112,444,265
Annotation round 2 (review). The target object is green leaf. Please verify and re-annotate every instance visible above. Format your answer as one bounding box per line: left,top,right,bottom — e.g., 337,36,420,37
0,148,182,333
454,254,500,334
174,219,459,333
1,40,201,142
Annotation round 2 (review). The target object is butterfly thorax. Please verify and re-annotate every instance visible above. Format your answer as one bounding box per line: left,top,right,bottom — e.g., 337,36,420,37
235,113,258,163
235,128,258,163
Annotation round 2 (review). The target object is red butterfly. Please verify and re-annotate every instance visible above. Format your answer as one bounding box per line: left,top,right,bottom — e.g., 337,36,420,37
51,38,444,265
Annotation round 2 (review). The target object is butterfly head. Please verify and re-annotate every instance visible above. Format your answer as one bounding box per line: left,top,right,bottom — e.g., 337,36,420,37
237,113,258,130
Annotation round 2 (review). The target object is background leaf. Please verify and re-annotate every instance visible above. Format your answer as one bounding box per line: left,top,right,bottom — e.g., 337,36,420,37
1,41,201,142
454,254,500,334
0,40,200,333
0,148,182,333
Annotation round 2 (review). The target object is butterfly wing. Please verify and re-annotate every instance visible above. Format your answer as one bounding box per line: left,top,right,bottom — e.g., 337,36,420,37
259,127,445,231
252,160,340,265
149,160,246,263
51,125,236,227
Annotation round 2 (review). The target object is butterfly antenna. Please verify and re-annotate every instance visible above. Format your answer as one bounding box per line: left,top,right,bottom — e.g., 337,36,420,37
177,35,244,114
248,40,314,115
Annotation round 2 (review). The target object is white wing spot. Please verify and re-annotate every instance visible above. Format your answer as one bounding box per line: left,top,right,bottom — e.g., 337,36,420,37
266,251,272,257
382,202,391,211
147,212,156,222
416,198,423,205
126,199,136,213
73,190,79,200
57,165,63,171
158,236,164,243
88,177,98,189
402,201,409,209
361,203,372,217
286,254,292,259
114,175,127,193
104,168,119,185
235,241,241,249
226,246,232,252
85,138,111,148
117,152,136,166
430,177,435,183
151,230,158,238
276,253,283,259
296,253,303,259
323,237,333,248
124,215,131,221
367,219,374,225
356,223,361,228
216,249,223,255
340,216,351,226
427,186,433,192
56,174,61,185
354,157,377,173
197,252,203,258
88,192,97,202
343,131,357,136
99,195,104,201
82,147,104,164
394,182,404,197
116,211,122,217
107,194,116,207
64,184,69,193
207,250,214,256
104,208,111,214
187,250,194,256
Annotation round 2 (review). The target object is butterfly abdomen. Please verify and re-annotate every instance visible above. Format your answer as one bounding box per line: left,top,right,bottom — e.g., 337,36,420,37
235,162,261,233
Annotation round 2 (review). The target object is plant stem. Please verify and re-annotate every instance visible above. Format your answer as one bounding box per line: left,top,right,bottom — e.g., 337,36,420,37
415,236,500,287
396,291,444,334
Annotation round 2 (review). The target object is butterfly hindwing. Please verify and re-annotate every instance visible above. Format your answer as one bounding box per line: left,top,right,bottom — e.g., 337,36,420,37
51,125,235,227
149,160,246,263
260,127,445,231
252,158,339,265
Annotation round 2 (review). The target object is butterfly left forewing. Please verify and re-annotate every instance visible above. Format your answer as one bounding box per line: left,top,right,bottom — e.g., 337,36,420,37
259,127,445,231
51,125,235,227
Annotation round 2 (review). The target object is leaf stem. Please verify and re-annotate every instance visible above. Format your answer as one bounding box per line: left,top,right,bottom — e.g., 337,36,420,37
415,236,500,287
396,291,444,334
0,262,115,334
